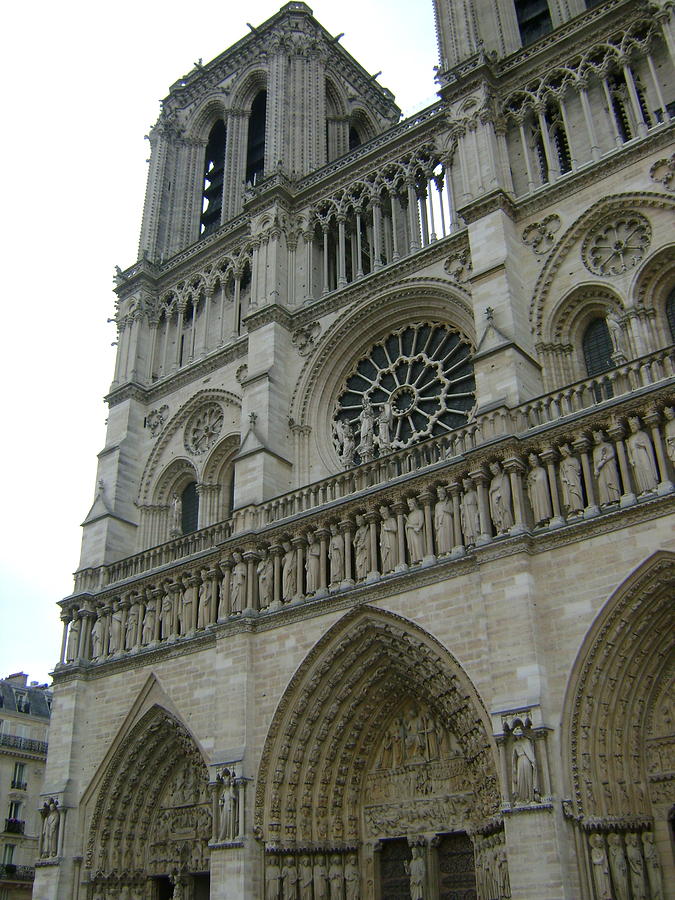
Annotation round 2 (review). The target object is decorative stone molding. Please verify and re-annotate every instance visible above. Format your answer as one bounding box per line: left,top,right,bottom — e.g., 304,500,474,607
146,405,169,437
444,248,472,282
184,402,225,455
649,154,674,191
581,212,652,277
291,321,321,357
522,215,561,256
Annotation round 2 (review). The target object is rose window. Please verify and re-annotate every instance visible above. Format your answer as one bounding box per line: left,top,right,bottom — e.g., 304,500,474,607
334,322,475,462
582,213,651,276
184,403,224,455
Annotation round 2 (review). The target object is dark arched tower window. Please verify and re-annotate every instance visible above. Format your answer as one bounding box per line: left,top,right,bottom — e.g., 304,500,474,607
181,481,199,534
200,120,226,236
246,91,267,186
349,127,362,151
666,287,675,341
583,318,614,376
515,0,552,46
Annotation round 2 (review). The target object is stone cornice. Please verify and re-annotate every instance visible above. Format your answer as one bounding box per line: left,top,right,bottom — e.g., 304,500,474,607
457,189,516,225
243,303,294,333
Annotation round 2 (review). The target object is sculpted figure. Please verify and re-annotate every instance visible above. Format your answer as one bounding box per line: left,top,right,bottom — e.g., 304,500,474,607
405,497,426,563
141,600,155,644
606,311,626,357
66,617,80,662
379,505,398,573
559,444,584,515
109,605,123,653
434,486,453,555
169,492,182,537
91,614,104,658
305,531,321,593
299,856,313,900
334,418,356,469
590,834,612,900
329,523,345,585
377,402,393,452
230,552,246,614
266,856,282,900
353,514,371,579
257,552,274,608
625,833,647,900
642,832,664,900
314,854,329,900
460,478,480,545
125,605,139,649
282,856,299,899
526,453,552,525
626,417,659,493
408,845,426,900
358,397,376,459
218,771,234,841
159,593,172,640
593,430,621,506
489,461,513,534
328,855,343,900
497,846,511,899
197,573,211,629
40,799,60,857
344,853,359,900
608,834,630,900
664,407,675,464
282,541,297,600
511,726,538,803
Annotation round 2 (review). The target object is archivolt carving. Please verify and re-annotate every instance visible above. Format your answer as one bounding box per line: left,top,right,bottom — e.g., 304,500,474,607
548,284,624,345
255,607,500,846
562,552,675,823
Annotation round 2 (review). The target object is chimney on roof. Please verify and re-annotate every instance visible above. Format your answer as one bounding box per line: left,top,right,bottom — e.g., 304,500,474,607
6,673,28,687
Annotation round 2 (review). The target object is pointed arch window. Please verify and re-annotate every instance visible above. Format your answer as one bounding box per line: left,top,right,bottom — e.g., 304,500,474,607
246,90,267,186
200,120,226,236
515,0,552,46
666,287,675,341
582,317,614,376
181,481,199,534
349,126,362,151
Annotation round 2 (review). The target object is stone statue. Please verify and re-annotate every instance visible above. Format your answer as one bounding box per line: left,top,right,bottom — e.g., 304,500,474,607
625,833,647,900
379,505,398,573
171,876,185,900
91,614,104,658
526,453,552,526
606,311,626,357
66,617,80,662
358,397,376,459
642,831,664,900
329,523,345,585
353,514,371,579
257,552,274,608
266,856,282,900
377,402,393,452
169,492,182,537
314,854,329,900
664,406,675,464
344,853,359,900
328,855,343,900
197,573,211,629
608,833,630,900
408,845,426,900
141,601,155,644
497,846,511,899
626,416,658,494
334,418,356,469
592,430,621,506
282,856,299,899
434,486,453,555
40,799,60,858
589,834,612,900
125,605,138,649
305,532,321,593
404,497,425,563
511,725,538,804
230,552,246,614
488,461,513,534
559,444,584,515
299,856,313,900
110,604,123,653
282,541,297,600
460,478,480,546
159,594,172,640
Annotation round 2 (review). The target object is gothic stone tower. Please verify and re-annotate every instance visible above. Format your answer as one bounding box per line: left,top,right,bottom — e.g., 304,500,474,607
38,2,674,899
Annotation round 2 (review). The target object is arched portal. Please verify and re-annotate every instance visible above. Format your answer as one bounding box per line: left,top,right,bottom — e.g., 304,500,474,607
84,705,211,898
562,552,675,898
255,607,505,897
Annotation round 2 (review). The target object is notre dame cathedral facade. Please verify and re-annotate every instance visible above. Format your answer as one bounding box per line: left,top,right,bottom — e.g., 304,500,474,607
36,1,674,898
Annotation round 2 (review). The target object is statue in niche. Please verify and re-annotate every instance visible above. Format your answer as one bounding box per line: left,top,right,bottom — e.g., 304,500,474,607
589,834,612,900
353,514,371,579
511,725,538,804
169,492,182,538
407,845,426,900
593,430,621,505
642,832,664,900
526,453,552,525
282,541,297,600
626,417,659,493
305,531,321,593
434,486,453,555
230,552,246,614
497,845,511,899
328,856,344,900
257,552,274,608
314,855,329,900
377,402,393,452
608,834,630,900
329,524,345,585
217,768,239,842
141,600,155,644
664,406,675,464
66,617,80,662
404,707,426,762
197,572,211,629
358,397,376,460
405,497,425,563
91,613,104,658
489,461,513,534
344,854,359,900
125,604,139,649
282,856,299,898
40,799,60,858
334,418,356,469
606,311,626,358
625,833,647,900
379,505,398,573
171,875,185,900
159,593,172,639
460,478,480,546
559,444,584,515
109,604,123,653
299,856,313,900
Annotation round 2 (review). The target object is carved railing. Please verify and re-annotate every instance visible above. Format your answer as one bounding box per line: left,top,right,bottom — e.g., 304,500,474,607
0,863,34,882
0,734,48,755
4,819,25,835
60,383,674,670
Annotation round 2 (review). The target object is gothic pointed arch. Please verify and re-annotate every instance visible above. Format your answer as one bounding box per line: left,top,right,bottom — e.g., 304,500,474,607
255,606,501,849
632,244,675,346
562,551,675,829
83,702,212,889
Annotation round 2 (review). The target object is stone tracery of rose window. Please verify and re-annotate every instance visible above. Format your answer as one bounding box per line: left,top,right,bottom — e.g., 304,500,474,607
334,322,475,465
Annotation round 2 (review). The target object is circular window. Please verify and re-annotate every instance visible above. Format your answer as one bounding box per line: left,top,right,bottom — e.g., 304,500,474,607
184,403,224,455
582,213,651,277
334,322,475,462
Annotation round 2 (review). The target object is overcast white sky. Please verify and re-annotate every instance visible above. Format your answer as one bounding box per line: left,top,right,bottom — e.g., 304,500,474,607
0,0,439,685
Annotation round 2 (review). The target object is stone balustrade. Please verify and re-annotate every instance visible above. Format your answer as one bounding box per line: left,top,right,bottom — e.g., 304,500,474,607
60,392,675,668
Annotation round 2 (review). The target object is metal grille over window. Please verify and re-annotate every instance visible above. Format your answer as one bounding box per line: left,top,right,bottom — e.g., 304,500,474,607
583,318,615,377
334,322,475,466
